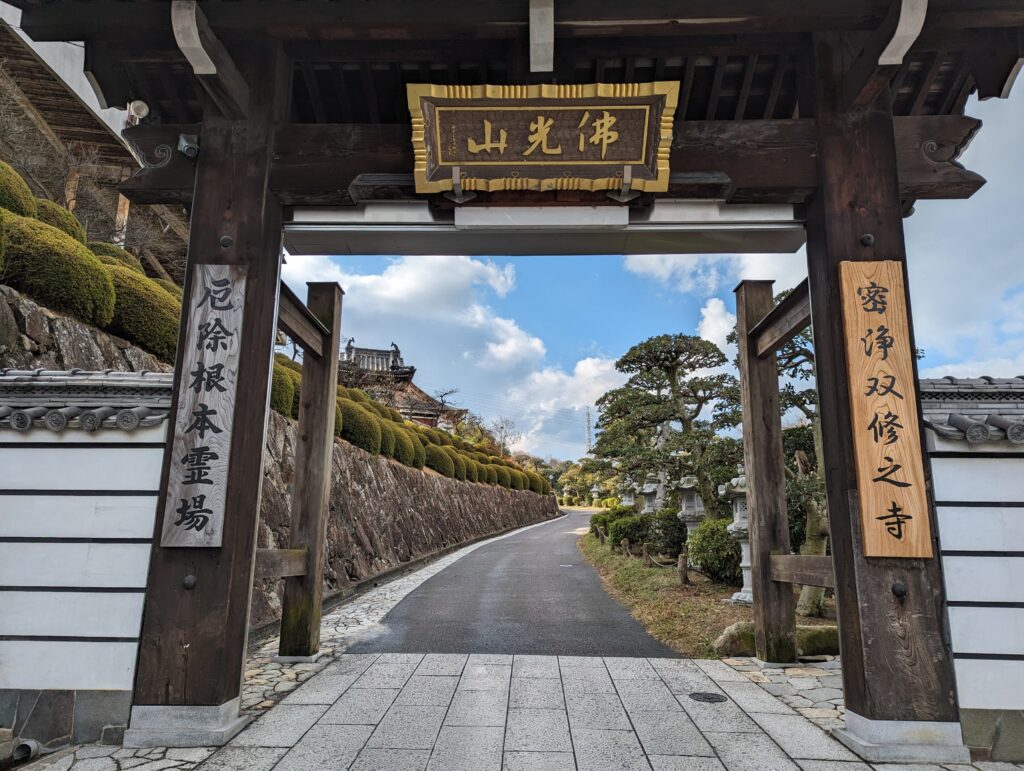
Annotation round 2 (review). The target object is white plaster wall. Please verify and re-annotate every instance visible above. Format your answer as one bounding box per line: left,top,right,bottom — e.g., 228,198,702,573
0,424,163,691
930,431,1024,711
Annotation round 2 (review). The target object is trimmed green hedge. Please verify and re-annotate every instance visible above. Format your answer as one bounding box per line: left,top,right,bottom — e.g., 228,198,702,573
484,465,498,485
0,210,115,327
494,466,512,488
409,429,426,468
270,363,295,416
105,265,181,362
155,278,183,299
589,513,610,535
338,398,382,455
650,509,687,558
526,471,546,495
442,446,466,481
332,398,343,436
379,420,397,459
88,241,145,274
392,426,416,466
689,518,742,586
464,458,479,483
35,198,86,243
608,515,650,548
425,444,455,477
0,161,36,217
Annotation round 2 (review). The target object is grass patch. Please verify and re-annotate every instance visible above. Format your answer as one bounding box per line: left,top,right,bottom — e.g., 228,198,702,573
578,533,833,658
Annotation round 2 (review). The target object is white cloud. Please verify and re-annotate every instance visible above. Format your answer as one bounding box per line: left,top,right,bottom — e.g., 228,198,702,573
698,297,736,352
623,250,807,299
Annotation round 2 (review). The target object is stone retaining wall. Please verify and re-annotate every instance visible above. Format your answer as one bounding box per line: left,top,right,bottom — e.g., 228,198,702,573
252,411,560,627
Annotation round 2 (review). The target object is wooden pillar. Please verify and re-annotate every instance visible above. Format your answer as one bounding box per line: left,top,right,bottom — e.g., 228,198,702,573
126,44,291,747
278,282,343,659
803,35,958,724
113,193,131,246
735,279,797,664
63,167,80,212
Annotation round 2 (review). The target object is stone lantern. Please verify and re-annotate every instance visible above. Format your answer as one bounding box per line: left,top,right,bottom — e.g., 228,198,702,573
590,484,603,506
676,475,706,538
719,472,753,606
639,475,659,514
619,475,636,508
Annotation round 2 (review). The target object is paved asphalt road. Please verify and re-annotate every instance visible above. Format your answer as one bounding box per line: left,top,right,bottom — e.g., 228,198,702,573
347,510,680,657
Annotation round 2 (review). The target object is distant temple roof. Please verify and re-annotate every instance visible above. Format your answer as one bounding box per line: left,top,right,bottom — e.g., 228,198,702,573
342,339,415,382
920,376,1024,445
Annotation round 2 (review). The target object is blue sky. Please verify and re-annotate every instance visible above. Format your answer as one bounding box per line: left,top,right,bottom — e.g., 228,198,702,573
283,92,1023,461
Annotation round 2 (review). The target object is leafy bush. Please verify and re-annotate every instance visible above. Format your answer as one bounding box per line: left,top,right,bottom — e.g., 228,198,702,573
589,512,609,535
105,265,181,362
464,457,479,483
526,471,547,495
392,426,416,466
431,428,452,446
608,515,650,548
35,198,86,243
483,464,498,485
689,517,742,586
425,444,455,477
366,401,390,420
0,161,36,217
441,446,466,480
494,466,511,488
88,241,145,274
0,211,115,327
342,387,371,404
270,363,295,416
386,406,404,423
650,509,688,558
379,419,397,458
332,398,344,436
605,504,637,519
155,278,183,299
338,398,382,455
409,430,426,468
509,469,527,491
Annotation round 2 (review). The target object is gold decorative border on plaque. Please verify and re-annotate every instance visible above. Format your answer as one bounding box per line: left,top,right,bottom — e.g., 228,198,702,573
407,81,680,194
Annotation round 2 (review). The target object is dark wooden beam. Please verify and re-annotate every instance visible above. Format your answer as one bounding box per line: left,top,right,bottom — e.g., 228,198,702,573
254,548,308,579
171,1,250,120
279,282,344,659
278,282,328,358
736,279,797,664
119,114,985,206
749,278,811,358
803,33,958,722
769,554,835,589
840,0,927,111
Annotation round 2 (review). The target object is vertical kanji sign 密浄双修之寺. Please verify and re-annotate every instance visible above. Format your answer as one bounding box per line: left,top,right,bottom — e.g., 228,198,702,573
840,260,932,558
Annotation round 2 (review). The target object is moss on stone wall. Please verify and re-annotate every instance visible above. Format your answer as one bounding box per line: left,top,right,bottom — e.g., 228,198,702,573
105,265,181,363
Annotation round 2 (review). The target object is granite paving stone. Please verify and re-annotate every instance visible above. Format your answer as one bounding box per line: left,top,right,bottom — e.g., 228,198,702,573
616,678,685,713
354,661,420,689
694,660,749,683
678,691,763,733
415,654,468,677
647,756,727,770
280,673,358,705
395,675,459,706
604,656,662,680
426,726,504,771
559,664,616,695
796,761,872,770
513,654,561,678
557,656,606,669
468,654,513,666
504,709,572,752
719,681,796,714
229,704,328,747
444,689,509,727
748,712,859,761
273,724,373,770
349,748,431,770
501,751,577,770
458,664,512,691
509,676,566,709
320,687,399,724
565,691,632,730
629,710,715,757
183,747,288,770
365,705,448,749
705,731,801,770
571,727,650,771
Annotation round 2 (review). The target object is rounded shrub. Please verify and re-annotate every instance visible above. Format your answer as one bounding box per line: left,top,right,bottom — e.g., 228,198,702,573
332,398,343,436
270,363,295,416
432,429,453,446
346,388,372,404
495,466,512,488
689,517,742,586
392,426,416,466
0,160,36,217
483,465,498,485
337,398,382,455
425,444,455,477
463,458,479,483
410,431,426,468
509,470,527,491
35,198,86,243
0,211,115,327
650,509,688,559
608,515,650,549
155,278,183,300
526,471,546,495
88,241,145,274
105,265,181,362
589,513,609,535
367,401,390,419
442,446,466,480
387,407,404,423
379,420,397,459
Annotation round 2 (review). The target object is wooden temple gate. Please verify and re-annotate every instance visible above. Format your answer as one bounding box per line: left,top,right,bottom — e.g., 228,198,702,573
9,0,1022,758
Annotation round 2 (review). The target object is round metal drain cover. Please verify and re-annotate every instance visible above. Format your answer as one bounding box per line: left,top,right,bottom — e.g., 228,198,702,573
688,691,727,703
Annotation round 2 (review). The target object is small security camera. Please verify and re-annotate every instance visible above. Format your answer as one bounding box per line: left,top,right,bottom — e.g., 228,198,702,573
177,133,200,158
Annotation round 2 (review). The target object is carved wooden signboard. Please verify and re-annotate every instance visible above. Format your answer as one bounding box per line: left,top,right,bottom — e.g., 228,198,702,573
161,264,247,548
840,260,932,558
407,82,679,194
